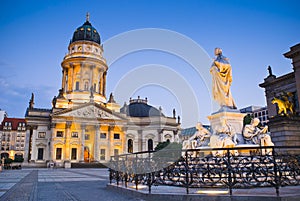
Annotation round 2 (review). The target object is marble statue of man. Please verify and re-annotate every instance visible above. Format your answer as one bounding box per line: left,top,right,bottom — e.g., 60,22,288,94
243,118,274,147
210,48,236,109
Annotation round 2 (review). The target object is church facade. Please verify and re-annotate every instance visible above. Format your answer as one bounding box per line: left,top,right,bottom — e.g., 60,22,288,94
24,16,180,167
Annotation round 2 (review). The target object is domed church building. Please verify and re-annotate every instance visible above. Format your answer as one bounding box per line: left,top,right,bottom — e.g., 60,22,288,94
24,14,180,167
120,96,180,153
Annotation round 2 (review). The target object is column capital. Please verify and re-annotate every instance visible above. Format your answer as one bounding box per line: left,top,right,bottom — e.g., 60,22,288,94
108,124,115,131
81,124,86,130
50,123,56,128
66,121,72,129
29,125,38,130
94,124,100,130
121,126,128,132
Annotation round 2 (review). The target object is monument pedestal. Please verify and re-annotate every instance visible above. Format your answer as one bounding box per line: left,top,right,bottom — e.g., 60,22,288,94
207,108,246,134
269,116,300,147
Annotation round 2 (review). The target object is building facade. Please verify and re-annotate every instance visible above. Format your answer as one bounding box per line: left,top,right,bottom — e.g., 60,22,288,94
260,43,300,146
121,97,180,153
0,118,26,160
240,106,269,126
24,16,180,167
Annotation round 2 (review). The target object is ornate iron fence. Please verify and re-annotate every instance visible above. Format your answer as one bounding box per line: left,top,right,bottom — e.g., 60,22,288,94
109,146,300,196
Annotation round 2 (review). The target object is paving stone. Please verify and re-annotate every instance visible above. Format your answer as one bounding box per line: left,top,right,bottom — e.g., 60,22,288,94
0,168,299,201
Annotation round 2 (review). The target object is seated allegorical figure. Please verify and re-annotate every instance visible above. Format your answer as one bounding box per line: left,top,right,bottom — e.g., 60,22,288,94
209,118,237,156
243,118,274,147
191,122,211,148
182,122,211,149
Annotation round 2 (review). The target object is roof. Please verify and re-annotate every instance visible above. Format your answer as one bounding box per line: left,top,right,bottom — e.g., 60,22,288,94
0,117,26,130
71,20,101,45
180,125,211,136
120,98,163,117
180,127,197,136
240,106,264,113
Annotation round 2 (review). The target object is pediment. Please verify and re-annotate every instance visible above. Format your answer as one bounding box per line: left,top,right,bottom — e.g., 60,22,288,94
36,143,47,147
54,104,124,120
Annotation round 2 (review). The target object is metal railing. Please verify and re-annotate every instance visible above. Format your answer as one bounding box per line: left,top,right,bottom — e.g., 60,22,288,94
109,146,300,196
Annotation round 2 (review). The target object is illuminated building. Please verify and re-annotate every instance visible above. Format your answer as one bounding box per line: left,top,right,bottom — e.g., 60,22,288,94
24,14,180,167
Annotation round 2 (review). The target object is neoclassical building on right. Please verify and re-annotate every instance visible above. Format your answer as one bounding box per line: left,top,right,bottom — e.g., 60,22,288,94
260,43,300,146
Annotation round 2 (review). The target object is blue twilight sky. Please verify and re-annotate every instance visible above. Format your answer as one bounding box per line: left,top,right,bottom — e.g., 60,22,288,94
0,0,299,127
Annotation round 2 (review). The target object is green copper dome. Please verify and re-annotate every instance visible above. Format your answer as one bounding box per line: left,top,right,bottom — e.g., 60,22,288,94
71,20,101,45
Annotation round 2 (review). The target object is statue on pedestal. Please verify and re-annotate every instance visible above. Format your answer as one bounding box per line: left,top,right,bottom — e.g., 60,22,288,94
243,118,274,147
210,48,236,109
271,92,295,117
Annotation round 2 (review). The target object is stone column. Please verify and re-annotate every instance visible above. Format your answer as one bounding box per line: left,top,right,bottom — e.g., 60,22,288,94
62,68,66,92
49,123,56,161
30,126,38,161
107,125,114,158
94,124,100,162
64,121,72,161
97,69,101,94
99,72,103,95
67,67,73,92
80,124,86,162
157,129,163,143
80,62,84,91
138,130,143,152
89,65,93,90
24,125,33,163
102,72,107,97
121,126,128,154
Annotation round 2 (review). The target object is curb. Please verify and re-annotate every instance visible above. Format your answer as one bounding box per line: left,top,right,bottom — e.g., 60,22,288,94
107,183,300,201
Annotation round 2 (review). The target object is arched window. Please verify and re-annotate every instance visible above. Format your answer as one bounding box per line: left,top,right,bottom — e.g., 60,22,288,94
148,139,153,151
128,139,133,153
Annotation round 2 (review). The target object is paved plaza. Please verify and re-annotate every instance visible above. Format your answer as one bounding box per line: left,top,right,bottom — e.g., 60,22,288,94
108,182,300,201
0,168,299,201
0,168,143,201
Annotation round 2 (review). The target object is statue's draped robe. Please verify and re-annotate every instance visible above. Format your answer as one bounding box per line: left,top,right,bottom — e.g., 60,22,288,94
210,54,236,109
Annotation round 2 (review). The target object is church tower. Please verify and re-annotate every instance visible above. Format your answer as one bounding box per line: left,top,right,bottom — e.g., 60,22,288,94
56,13,108,108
